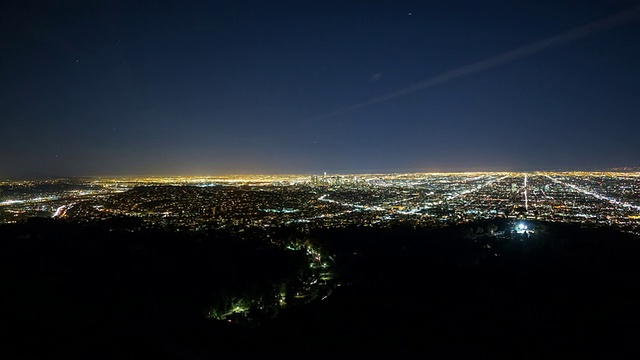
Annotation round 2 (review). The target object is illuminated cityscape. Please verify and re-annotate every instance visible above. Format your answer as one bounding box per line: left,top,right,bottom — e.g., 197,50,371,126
2,171,639,235
5,170,639,334
3,0,640,356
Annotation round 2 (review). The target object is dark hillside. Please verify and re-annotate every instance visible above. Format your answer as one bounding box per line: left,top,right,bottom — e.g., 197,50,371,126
1,219,639,357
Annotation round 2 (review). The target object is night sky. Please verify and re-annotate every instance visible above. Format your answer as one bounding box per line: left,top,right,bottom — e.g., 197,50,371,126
1,1,639,177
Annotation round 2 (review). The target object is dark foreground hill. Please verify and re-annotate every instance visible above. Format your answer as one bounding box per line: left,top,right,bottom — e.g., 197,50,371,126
1,218,640,358
262,222,640,357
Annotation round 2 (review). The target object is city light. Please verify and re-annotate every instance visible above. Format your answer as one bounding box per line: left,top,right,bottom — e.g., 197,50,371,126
0,172,638,235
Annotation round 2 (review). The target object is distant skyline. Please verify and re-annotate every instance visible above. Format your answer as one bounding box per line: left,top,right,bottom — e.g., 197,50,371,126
4,166,640,180
2,1,639,177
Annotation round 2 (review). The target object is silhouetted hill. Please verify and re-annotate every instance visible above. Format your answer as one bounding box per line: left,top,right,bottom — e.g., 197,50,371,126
260,221,640,356
0,218,300,358
1,218,639,358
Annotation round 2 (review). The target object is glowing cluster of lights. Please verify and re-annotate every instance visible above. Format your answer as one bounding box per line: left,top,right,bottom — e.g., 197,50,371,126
516,222,530,234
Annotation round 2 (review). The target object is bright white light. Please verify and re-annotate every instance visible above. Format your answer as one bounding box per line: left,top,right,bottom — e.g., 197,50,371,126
0,200,25,206
516,222,529,234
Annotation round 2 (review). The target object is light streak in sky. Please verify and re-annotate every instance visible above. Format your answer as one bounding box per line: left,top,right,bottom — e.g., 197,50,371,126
306,6,640,123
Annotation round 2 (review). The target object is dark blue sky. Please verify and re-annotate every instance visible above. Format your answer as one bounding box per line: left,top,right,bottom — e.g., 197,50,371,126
1,1,639,177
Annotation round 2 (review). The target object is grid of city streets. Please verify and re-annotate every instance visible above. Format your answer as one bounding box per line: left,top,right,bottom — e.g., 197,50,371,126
2,172,639,235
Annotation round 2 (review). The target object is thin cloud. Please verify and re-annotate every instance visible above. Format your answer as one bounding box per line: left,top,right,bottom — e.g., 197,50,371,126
305,6,640,124
369,72,382,83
